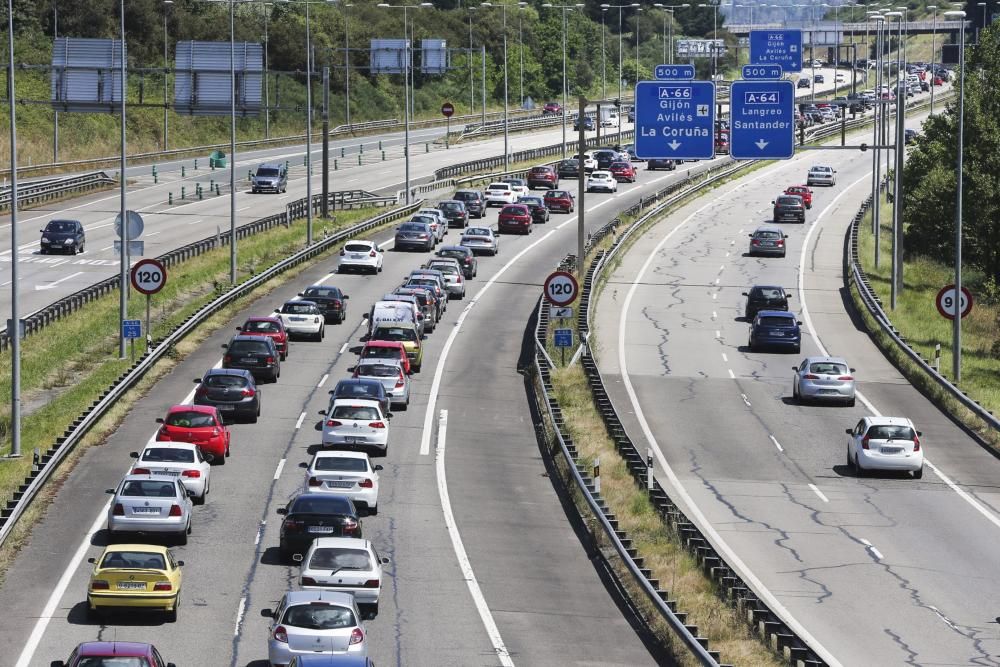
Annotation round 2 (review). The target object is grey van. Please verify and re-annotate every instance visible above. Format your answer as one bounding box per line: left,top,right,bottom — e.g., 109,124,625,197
252,163,288,194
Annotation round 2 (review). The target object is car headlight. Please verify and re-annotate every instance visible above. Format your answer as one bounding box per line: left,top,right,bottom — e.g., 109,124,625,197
41,236,49,243
64,238,74,244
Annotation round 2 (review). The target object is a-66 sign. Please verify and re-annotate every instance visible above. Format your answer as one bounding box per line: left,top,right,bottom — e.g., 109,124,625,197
544,270,579,307
130,258,167,295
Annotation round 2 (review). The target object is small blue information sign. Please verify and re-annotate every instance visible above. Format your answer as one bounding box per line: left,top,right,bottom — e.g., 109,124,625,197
122,319,142,339
553,328,574,348
749,30,802,74
634,80,716,160
654,64,695,80
729,80,796,160
742,64,783,80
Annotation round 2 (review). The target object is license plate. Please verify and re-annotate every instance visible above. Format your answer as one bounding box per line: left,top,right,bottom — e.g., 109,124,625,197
327,481,354,489
217,404,235,411
771,331,784,336
117,582,147,590
351,254,363,259
241,357,257,364
881,446,903,454
343,436,364,444
133,507,160,514
308,526,335,534
290,316,305,321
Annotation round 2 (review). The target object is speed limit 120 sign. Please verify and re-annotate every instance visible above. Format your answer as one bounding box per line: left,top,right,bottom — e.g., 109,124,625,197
544,270,579,307
130,258,167,295
935,284,973,320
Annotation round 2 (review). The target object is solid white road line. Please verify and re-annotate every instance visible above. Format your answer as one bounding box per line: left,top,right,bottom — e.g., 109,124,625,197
295,412,306,430
274,458,287,480
808,483,830,503
318,373,329,388
435,409,515,666
741,393,751,407
339,342,349,354
254,520,266,546
715,330,721,338
769,435,784,453
187,218,204,225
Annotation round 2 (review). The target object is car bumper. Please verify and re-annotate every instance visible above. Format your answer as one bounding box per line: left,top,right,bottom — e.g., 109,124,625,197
339,259,378,271
395,239,432,250
41,241,76,252
498,223,531,234
750,245,786,256
322,430,389,449
253,183,281,192
857,448,923,472
800,381,855,401
752,336,800,349
588,185,616,192
486,198,512,206
528,180,557,189
107,516,187,534
807,178,834,186
268,640,365,666
196,398,257,421
284,322,322,335
308,484,379,509
299,584,380,605
89,591,178,611
462,243,495,255
444,283,465,297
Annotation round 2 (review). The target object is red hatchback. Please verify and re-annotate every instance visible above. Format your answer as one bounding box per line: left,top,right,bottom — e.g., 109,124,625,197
359,340,411,375
237,316,289,360
784,185,813,209
53,641,175,667
543,189,575,213
156,404,231,463
497,204,533,234
527,165,559,190
543,101,562,114
608,161,637,183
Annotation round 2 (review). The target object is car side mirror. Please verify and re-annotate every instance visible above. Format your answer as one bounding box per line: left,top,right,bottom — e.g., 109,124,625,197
318,409,327,416
155,417,165,424
362,313,369,319
51,662,67,667
193,378,202,384
87,557,96,564
187,489,196,497
105,488,115,494
916,431,923,437
292,553,304,563
748,234,754,238
792,366,798,371
176,560,184,567
344,294,350,299
129,451,141,460
381,557,390,564
235,326,243,331
845,428,853,435
784,235,789,239
741,292,748,297
375,464,384,471
850,368,856,373
298,462,309,469
297,292,304,297
276,508,288,515
167,663,177,667
796,321,803,325
221,344,228,349
274,308,280,313
386,412,394,419
260,608,275,618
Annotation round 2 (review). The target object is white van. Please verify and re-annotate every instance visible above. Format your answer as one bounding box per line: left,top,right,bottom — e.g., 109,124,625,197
365,301,421,338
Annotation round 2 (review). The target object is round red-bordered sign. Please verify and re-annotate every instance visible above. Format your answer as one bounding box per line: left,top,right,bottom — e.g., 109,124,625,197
441,102,455,118
131,258,167,295
544,270,579,307
935,284,973,320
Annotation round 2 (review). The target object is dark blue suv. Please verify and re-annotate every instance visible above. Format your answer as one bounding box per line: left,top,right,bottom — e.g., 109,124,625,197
748,311,802,353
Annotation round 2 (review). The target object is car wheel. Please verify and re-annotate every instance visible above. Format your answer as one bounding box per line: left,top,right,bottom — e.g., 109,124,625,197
176,530,188,546
216,450,226,465
847,397,856,407
166,605,178,623
413,363,422,373
847,447,855,470
248,410,258,425
793,382,800,401
195,490,206,505
368,505,378,516
913,466,924,479
856,454,866,477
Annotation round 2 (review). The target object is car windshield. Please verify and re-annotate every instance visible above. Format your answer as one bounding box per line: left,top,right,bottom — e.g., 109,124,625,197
755,231,782,240
289,496,353,515
77,658,150,667
228,340,271,354
314,456,368,472
809,362,849,375
464,228,490,237
357,364,399,378
46,221,76,233
100,551,167,570
505,179,525,187
344,243,372,252
867,425,916,440
203,374,248,389
405,279,436,290
256,168,279,177
304,287,340,298
759,316,796,327
282,603,356,630
243,320,280,333
519,198,543,206
141,447,196,463
164,411,216,428
399,223,427,232
308,548,372,571
120,480,178,498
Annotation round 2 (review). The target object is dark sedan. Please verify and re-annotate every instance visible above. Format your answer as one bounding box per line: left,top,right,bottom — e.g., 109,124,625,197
435,245,477,279
517,196,550,224
647,158,676,171
437,200,469,228
556,159,581,179
453,189,486,218
743,285,791,320
573,115,595,131
394,222,435,252
748,311,802,353
237,316,289,360
330,378,390,416
299,285,349,324
278,493,364,562
193,368,260,423
222,335,280,383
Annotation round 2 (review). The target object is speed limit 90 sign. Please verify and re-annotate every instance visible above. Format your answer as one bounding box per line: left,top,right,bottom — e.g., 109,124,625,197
130,258,167,295
544,270,579,307
935,284,973,320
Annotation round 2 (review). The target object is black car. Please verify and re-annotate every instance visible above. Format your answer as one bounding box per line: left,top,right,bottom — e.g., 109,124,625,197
647,158,676,171
797,78,811,89
40,219,85,254
193,368,260,423
773,195,806,223
452,190,486,219
299,285,349,324
437,200,469,228
593,149,618,170
573,115,595,131
278,493,363,562
904,128,919,144
435,245,477,279
330,378,390,416
556,159,581,179
743,285,791,321
748,311,802,353
222,335,280,383
517,195,550,224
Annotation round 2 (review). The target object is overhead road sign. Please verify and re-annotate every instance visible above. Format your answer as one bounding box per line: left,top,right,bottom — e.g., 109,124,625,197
730,80,795,160
634,80,716,160
654,64,695,80
742,64,783,80
749,30,802,73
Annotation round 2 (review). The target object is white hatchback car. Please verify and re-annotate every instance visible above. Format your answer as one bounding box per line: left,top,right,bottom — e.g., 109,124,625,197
846,416,924,478
485,182,517,207
298,537,390,617
303,450,382,513
274,300,325,341
321,398,390,455
586,170,618,193
338,240,384,275
130,443,212,504
573,152,598,172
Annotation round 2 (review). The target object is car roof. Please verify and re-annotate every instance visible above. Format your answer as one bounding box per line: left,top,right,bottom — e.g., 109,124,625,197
373,320,416,330
438,199,462,205
143,441,200,451
437,244,471,252
103,543,170,555
864,416,916,427
309,536,371,550
364,340,404,348
76,642,155,658
757,310,796,318
802,355,849,365
230,334,275,344
283,589,358,606
753,225,784,234
331,397,382,407
257,162,282,169
284,299,318,307
204,367,254,379
357,358,403,368
334,378,384,390
120,473,181,483
751,285,786,291
313,450,370,461
166,404,217,415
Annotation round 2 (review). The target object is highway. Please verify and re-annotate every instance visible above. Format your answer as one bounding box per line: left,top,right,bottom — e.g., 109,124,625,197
593,109,1000,666
0,140,735,666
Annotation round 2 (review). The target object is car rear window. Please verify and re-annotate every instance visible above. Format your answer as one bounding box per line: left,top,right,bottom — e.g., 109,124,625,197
304,287,341,298
809,362,848,375
334,382,380,399
357,364,399,378
777,197,800,206
866,425,916,440
518,197,543,206
501,205,528,215
308,547,372,571
204,374,248,388
752,288,785,299
487,184,510,191
437,248,469,260
282,603,356,630
755,231,782,240
228,340,271,354
439,202,462,211
244,320,280,333
373,326,417,342
454,191,480,201
332,404,380,420
399,223,427,232
759,316,796,327
428,263,459,275
344,243,372,252
164,411,216,428
314,457,368,472
141,447,196,463
120,480,179,497
78,658,149,667
464,228,490,237
101,551,167,570
363,346,399,360
282,303,316,314
290,495,354,515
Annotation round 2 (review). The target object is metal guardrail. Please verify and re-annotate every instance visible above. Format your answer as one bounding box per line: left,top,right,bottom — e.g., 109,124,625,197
0,171,116,211
848,196,1000,433
0,199,422,546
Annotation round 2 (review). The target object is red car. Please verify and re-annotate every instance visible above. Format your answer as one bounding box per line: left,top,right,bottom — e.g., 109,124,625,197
359,340,411,375
715,134,730,154
237,316,289,360
543,101,562,114
784,185,813,209
527,165,559,190
52,641,175,667
155,404,231,463
497,204,533,234
543,189,575,213
608,161,637,183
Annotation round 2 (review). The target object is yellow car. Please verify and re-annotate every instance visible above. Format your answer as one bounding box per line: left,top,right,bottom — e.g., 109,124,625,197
370,321,424,372
87,544,183,621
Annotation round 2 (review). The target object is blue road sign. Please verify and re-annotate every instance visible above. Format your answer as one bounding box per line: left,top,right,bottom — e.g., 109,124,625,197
749,30,802,73
730,80,796,160
122,319,142,339
742,64,783,80
634,80,716,160
654,64,695,80
553,328,574,348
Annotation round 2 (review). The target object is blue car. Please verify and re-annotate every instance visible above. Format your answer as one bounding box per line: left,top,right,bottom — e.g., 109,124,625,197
573,115,595,131
748,310,802,353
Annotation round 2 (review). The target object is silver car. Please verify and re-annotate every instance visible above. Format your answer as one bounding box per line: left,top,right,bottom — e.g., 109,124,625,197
417,208,449,241
105,474,193,544
354,358,409,410
806,165,837,186
424,258,466,299
793,356,856,406
460,226,500,256
748,225,789,258
263,590,369,665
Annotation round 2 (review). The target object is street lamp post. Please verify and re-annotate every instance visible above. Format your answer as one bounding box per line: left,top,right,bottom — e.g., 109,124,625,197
601,3,640,110
885,10,904,308
518,6,524,108
481,2,525,171
119,0,131,350
8,0,22,456
698,1,719,80
468,9,475,113
869,13,885,269
929,5,938,115
263,2,272,139
344,3,352,130
654,5,689,65
602,9,608,97
946,9,966,381
977,2,986,44
163,0,172,150
543,4,584,157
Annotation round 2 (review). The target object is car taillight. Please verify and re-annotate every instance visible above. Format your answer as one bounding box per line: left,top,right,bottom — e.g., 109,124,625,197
154,581,172,591
132,467,151,475
113,503,124,516
363,579,380,588
395,375,405,389
359,478,374,488
350,627,364,645
273,626,288,643
369,421,386,429
168,504,183,517
314,317,320,323
913,435,920,451
91,580,110,590
861,435,870,450
308,477,321,487
340,249,346,256
283,519,303,532
776,239,784,246
326,420,342,427
803,374,819,380
332,299,342,309
266,356,275,364
182,470,201,478
223,355,232,364
370,250,377,257
751,240,760,246
195,387,208,397
157,427,171,440
343,518,359,533
242,387,256,397
301,576,318,586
